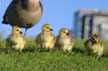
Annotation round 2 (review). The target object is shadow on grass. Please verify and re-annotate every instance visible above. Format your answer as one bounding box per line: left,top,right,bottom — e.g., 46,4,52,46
0,48,6,52
0,47,86,54
23,48,55,53
23,48,36,53
0,47,59,53
72,47,85,54
0,48,10,54
102,54,108,58
0,47,108,59
0,48,36,53
72,47,108,58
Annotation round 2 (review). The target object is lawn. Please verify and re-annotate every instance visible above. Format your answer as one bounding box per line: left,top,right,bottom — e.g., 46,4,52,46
0,38,108,71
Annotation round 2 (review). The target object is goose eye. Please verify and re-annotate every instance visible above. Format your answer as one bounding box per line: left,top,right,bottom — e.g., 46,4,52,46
46,26,50,29
63,31,66,33
16,29,19,31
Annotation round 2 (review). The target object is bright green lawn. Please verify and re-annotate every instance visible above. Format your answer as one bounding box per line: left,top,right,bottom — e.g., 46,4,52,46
0,39,108,71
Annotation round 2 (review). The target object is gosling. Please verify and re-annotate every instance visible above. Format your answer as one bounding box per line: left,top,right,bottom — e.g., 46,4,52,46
84,33,104,58
6,26,26,52
55,28,74,52
36,24,55,50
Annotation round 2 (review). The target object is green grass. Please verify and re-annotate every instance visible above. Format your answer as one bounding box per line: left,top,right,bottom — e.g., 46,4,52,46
0,39,108,71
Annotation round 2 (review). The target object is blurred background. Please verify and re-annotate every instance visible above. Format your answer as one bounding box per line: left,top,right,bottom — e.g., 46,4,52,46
0,0,108,40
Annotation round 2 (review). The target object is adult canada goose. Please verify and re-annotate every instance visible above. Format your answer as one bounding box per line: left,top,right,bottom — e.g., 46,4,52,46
2,0,43,36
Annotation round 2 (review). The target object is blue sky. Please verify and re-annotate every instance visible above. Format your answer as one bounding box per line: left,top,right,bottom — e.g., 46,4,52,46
0,0,108,38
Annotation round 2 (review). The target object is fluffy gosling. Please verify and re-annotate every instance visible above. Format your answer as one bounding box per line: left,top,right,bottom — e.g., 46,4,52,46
36,24,55,50
84,33,104,58
6,26,26,52
55,28,74,52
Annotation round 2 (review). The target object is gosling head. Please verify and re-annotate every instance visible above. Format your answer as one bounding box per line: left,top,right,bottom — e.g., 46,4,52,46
12,26,23,35
91,33,100,44
59,28,70,37
42,24,53,32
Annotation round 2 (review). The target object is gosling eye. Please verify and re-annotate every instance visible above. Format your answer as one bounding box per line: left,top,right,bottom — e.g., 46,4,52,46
63,31,66,33
16,29,19,31
46,26,50,29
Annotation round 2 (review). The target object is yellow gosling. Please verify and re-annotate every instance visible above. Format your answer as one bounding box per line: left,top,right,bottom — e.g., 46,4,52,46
6,26,26,52
36,24,55,50
55,28,74,52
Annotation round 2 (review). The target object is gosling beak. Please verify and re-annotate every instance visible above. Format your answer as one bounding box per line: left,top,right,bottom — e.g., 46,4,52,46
66,33,69,36
20,31,23,34
50,29,53,31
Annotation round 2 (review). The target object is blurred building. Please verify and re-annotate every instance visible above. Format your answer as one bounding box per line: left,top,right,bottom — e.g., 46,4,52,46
74,9,108,40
